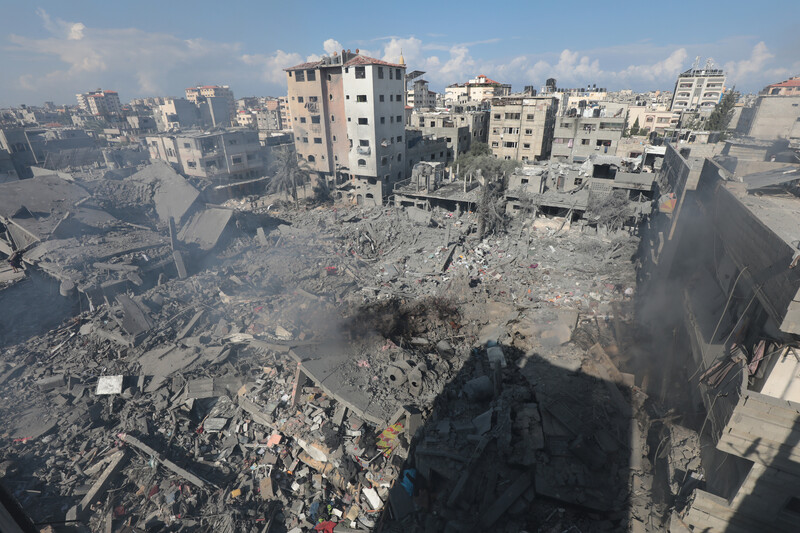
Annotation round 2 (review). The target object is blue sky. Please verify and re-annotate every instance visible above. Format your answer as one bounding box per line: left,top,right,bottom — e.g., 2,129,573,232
1,1,799,107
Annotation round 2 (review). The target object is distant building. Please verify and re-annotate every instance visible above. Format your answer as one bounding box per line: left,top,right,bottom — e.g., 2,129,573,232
404,129,449,178
670,62,726,112
626,106,677,135
185,85,235,125
445,75,511,105
411,109,489,161
487,96,557,162
76,89,122,116
762,76,800,96
278,96,292,130
153,98,202,132
145,129,265,181
256,99,285,132
407,79,437,109
285,50,406,205
551,102,628,162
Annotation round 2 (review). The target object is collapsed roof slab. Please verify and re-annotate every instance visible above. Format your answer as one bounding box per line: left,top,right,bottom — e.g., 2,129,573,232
178,207,234,251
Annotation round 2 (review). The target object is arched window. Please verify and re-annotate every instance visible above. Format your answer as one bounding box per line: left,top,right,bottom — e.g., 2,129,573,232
308,155,316,162
358,159,366,167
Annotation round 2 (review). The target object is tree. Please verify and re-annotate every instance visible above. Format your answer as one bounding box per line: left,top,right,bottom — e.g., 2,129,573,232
477,179,508,238
705,89,737,132
457,143,520,182
269,150,310,206
629,117,641,137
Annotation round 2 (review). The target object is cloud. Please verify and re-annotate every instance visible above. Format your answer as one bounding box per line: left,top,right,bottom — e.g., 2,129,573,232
36,8,85,40
323,39,343,55
242,50,303,84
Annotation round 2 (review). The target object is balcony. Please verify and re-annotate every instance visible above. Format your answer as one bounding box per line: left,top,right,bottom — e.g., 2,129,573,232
357,146,371,156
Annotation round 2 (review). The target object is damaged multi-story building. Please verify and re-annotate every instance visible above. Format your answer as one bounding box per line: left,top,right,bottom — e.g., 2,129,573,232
488,95,557,162
285,50,406,206
551,102,628,162
639,143,800,532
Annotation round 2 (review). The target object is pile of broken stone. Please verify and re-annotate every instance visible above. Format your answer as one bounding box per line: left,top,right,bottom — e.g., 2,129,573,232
1,181,679,532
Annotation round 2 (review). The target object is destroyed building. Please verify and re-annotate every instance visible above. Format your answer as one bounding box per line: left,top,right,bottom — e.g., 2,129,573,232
638,144,800,532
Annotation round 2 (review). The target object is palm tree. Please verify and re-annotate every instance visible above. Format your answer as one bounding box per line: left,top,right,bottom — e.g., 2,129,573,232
269,150,311,206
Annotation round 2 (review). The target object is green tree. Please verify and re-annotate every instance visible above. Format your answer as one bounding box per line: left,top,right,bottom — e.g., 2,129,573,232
457,142,520,182
629,117,640,136
705,89,737,132
269,150,310,206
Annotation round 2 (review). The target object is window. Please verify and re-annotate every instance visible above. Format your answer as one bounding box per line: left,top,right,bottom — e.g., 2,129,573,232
525,129,532,135
358,117,368,125
390,95,394,102
332,135,337,141
380,117,385,124
581,139,590,145
380,95,385,102
311,115,321,124
308,96,318,102
329,94,333,100
491,141,499,147
298,96,304,103
314,137,322,144
183,142,190,148
389,69,393,79
397,94,402,102
503,141,517,148
307,70,316,81
526,114,534,120
523,143,530,148
494,114,500,119
396,115,402,122
358,159,367,166
357,95,367,102
574,178,583,186
397,135,402,142
308,155,316,162
396,69,401,79
381,156,388,166
232,156,242,164
331,115,335,122
446,137,452,142
378,67,384,79
300,117,306,123
390,116,394,123
302,137,309,143
397,154,402,161
346,95,350,100
439,151,444,157
504,113,520,120
327,74,332,81
187,161,196,168
295,71,305,81
355,66,366,79
359,139,369,146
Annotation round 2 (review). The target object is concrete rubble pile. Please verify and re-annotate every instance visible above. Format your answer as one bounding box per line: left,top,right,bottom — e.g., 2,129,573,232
0,184,693,532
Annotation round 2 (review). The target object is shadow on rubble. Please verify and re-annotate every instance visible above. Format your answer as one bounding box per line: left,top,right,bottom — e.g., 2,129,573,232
376,341,638,533
0,269,80,348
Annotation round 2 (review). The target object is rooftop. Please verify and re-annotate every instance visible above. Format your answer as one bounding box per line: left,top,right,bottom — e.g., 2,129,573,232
767,77,800,88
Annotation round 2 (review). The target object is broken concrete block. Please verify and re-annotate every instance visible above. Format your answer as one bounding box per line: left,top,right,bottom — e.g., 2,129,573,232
362,487,383,510
463,375,493,401
95,375,124,395
36,374,65,391
486,345,507,368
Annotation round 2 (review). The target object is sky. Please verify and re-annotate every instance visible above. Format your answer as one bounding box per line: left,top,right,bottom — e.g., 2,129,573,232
1,1,799,107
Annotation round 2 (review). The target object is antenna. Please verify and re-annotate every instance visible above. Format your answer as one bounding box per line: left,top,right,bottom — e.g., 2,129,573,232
692,56,701,70
704,57,715,70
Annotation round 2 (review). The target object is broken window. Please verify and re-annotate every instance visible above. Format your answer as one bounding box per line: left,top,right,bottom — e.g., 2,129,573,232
187,161,196,168
357,95,367,102
355,66,366,79
359,139,369,146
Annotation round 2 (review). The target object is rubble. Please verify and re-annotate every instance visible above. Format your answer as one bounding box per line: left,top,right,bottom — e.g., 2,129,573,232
0,178,683,532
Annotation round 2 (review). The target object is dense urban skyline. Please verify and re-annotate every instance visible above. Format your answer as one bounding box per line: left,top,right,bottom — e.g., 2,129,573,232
1,1,799,107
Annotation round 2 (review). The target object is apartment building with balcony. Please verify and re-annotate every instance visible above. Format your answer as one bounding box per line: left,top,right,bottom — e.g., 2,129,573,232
285,51,406,205
670,65,726,112
551,103,628,162
76,89,122,116
185,85,235,126
487,96,556,162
